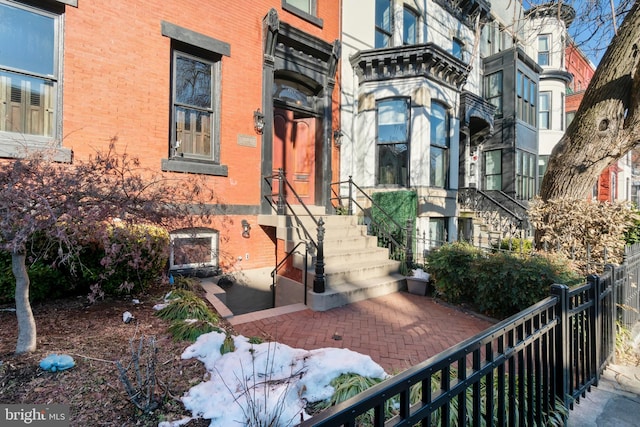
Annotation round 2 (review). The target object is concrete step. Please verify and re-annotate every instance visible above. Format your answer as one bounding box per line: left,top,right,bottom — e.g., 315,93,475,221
293,245,390,270
306,273,407,311
273,210,406,312
308,258,402,288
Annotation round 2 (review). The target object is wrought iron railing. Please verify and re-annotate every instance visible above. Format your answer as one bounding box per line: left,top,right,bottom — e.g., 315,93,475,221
458,187,526,239
300,256,634,426
330,177,413,273
264,169,325,294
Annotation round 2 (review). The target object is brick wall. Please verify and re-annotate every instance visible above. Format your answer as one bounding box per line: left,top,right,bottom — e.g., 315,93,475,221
58,0,339,271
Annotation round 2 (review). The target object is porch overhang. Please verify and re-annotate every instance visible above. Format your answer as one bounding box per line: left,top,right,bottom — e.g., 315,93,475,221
460,90,495,141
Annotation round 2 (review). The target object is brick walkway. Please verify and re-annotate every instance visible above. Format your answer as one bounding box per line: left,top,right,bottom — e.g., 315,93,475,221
231,292,495,373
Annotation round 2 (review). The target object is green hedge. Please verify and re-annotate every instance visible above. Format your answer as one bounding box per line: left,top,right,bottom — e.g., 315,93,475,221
426,243,581,318
0,223,170,302
0,251,69,304
424,242,483,304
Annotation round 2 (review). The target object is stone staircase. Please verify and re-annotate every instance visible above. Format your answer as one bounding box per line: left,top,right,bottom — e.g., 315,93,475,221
258,206,406,311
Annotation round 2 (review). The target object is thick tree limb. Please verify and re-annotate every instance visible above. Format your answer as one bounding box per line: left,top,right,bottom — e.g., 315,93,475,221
540,0,640,200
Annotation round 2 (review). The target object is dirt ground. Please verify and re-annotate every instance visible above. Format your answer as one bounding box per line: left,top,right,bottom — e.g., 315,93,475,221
0,283,230,426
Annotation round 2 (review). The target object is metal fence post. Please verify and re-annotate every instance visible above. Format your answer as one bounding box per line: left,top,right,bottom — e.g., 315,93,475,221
405,218,414,271
277,168,285,215
348,176,353,215
587,274,600,385
551,283,570,417
313,218,325,293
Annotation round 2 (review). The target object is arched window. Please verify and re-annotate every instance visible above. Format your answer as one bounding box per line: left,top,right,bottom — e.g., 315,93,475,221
430,102,449,188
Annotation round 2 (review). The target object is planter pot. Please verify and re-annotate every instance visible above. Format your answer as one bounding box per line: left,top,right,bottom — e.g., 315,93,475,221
406,277,431,296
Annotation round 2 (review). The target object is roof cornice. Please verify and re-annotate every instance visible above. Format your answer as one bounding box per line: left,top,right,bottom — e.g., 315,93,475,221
350,43,470,90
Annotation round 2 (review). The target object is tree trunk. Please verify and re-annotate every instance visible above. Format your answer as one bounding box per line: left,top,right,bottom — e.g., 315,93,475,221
12,252,36,354
539,0,640,201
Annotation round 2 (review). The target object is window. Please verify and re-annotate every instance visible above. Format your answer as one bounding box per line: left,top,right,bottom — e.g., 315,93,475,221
172,52,216,160
516,70,536,126
482,22,505,57
539,92,551,129
516,150,536,200
284,0,313,14
403,6,418,45
538,35,550,66
0,1,64,153
282,0,322,26
170,229,219,274
484,150,502,190
484,71,503,117
452,39,464,60
377,98,410,186
538,155,549,192
375,0,393,48
566,111,576,127
430,102,449,188
428,218,448,249
161,21,229,176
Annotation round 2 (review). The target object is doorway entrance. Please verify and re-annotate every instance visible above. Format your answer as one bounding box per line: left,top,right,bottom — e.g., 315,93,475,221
272,107,318,205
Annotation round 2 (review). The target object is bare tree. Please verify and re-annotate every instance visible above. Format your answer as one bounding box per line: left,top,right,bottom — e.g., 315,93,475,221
539,0,640,200
0,139,214,354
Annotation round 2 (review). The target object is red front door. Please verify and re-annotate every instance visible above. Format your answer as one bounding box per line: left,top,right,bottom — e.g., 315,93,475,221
273,108,316,205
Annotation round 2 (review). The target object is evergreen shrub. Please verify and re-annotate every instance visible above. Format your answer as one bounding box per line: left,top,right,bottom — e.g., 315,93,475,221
425,242,483,304
426,243,581,319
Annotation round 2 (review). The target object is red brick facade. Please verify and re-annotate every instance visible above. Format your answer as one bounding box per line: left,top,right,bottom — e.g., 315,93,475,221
11,0,340,272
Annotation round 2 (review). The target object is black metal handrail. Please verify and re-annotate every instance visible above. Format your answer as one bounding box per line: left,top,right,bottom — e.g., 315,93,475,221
264,169,325,293
330,176,413,271
459,187,523,223
270,241,310,306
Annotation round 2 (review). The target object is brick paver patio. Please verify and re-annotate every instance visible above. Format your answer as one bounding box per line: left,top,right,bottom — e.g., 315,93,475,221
231,292,495,373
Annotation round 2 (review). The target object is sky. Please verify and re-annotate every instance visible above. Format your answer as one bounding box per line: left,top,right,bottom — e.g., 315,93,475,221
158,331,388,427
519,0,628,66
563,0,629,66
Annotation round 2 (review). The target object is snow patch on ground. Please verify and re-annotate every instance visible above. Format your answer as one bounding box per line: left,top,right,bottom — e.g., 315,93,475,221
160,331,387,426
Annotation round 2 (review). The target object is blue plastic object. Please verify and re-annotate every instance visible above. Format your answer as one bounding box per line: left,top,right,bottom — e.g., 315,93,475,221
39,354,76,372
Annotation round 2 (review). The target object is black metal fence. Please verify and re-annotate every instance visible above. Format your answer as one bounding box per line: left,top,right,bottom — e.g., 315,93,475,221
299,244,640,426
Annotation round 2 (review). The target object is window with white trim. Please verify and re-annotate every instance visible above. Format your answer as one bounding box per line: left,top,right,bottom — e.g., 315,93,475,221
403,6,418,45
538,35,550,66
430,102,450,188
170,229,219,272
375,0,393,48
539,91,551,129
376,98,410,186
